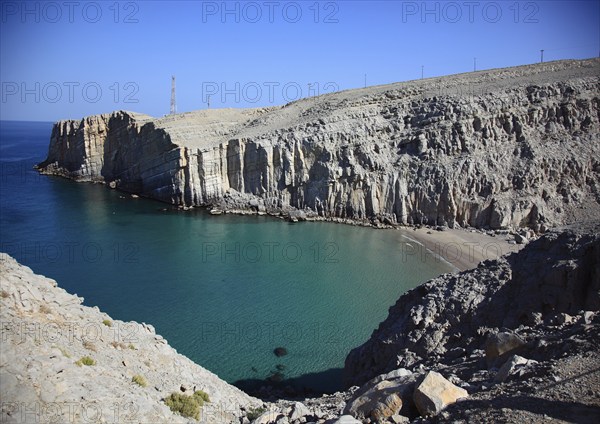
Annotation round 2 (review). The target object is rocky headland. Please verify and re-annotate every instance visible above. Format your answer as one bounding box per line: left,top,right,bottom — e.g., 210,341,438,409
37,59,600,232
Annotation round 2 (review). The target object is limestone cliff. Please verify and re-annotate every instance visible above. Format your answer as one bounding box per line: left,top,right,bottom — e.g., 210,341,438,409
37,59,600,231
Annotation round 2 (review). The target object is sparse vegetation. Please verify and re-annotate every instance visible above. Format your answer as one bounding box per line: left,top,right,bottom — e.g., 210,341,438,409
128,343,136,350
102,319,112,327
193,390,210,403
246,407,266,421
132,374,147,387
75,356,96,366
1,289,9,298
164,390,210,420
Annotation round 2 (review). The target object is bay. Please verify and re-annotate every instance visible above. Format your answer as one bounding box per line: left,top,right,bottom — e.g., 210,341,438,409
0,120,453,393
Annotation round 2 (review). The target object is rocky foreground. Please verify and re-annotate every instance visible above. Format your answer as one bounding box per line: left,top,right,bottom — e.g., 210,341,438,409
338,222,600,423
0,254,260,423
37,59,600,231
2,223,599,423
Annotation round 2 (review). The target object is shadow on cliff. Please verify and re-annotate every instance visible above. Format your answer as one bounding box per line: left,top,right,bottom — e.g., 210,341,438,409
234,367,343,400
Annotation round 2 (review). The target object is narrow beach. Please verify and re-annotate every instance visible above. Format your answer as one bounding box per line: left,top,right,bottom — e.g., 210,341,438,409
398,227,524,271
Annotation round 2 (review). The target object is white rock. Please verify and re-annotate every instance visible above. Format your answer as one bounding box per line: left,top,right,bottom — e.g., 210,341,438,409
332,415,362,424
290,401,311,420
0,254,258,424
413,371,468,416
494,355,538,383
253,410,282,424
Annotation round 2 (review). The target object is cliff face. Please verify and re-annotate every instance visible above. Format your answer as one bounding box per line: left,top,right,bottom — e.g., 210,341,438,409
39,111,181,202
38,59,600,231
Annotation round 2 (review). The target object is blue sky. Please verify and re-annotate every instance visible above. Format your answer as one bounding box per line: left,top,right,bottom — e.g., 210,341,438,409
1,0,598,121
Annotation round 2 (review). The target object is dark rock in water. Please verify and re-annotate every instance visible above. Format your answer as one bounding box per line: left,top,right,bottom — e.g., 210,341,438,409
274,347,288,357
276,364,286,371
268,371,284,383
251,367,258,373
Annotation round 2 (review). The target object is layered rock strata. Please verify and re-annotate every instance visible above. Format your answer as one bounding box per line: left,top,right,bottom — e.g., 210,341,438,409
37,59,600,231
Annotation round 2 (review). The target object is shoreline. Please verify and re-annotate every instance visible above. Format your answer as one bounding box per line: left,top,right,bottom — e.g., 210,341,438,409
33,174,528,272
171,201,529,272
213,208,526,272
397,226,524,271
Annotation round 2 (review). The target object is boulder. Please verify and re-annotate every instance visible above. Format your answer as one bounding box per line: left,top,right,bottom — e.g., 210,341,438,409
344,374,417,419
289,401,311,421
485,332,526,367
371,393,403,421
254,410,282,424
494,355,538,383
582,311,596,325
288,210,307,222
413,371,468,417
553,313,574,325
370,368,413,385
514,233,528,244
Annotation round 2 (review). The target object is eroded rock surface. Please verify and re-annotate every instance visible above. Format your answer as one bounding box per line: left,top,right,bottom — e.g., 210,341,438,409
37,59,600,231
344,223,600,388
0,254,259,423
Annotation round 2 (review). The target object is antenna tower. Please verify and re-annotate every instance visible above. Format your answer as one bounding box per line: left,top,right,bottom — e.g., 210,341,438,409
170,76,177,114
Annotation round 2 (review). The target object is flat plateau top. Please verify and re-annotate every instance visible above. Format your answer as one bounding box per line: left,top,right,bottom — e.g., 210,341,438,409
142,58,599,150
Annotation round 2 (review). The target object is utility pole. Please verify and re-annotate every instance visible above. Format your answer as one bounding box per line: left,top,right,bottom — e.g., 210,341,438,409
170,76,177,115
421,65,424,79
540,49,544,63
474,57,477,72
207,95,211,109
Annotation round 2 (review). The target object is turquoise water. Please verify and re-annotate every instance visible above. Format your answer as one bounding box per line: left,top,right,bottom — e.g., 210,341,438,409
0,121,453,393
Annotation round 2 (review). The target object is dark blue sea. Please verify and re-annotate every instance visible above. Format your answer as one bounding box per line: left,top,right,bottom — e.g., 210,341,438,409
0,120,453,393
